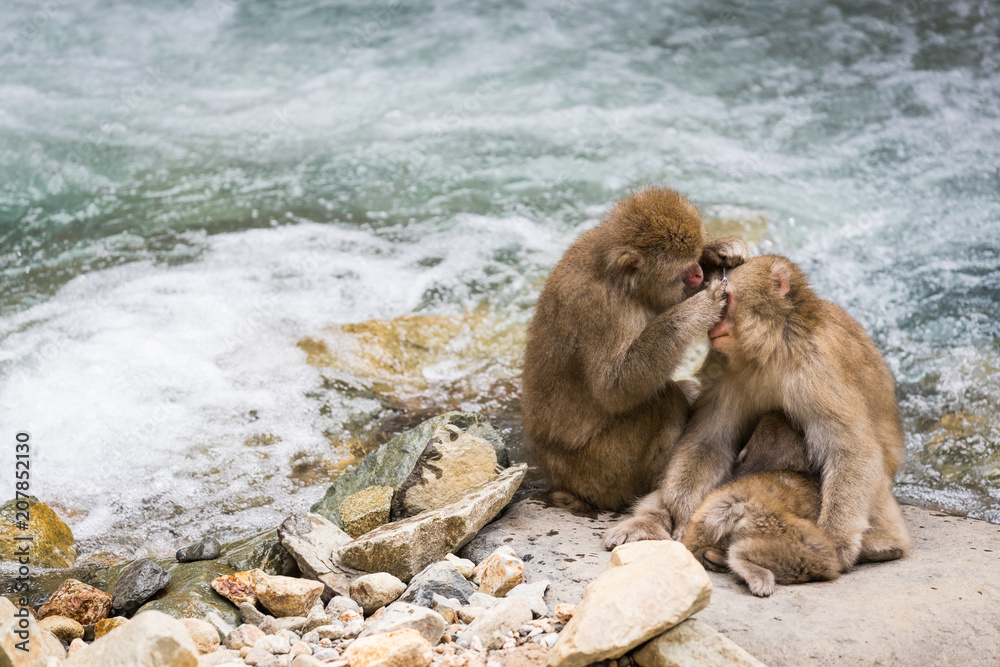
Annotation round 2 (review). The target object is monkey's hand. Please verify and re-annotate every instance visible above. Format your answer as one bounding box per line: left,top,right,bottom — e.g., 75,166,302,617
701,236,748,270
685,279,728,332
602,508,674,550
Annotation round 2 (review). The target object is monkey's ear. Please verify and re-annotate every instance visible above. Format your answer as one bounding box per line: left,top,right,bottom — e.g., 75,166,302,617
770,263,791,297
608,246,644,273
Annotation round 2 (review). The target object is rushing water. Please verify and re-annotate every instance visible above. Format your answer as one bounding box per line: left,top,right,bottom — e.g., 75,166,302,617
1,0,998,561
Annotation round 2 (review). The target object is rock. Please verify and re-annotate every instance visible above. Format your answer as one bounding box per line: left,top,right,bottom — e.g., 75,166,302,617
243,645,277,666
1,612,67,666
554,603,576,623
393,424,499,518
340,464,527,581
37,578,113,625
325,596,362,618
350,573,406,616
501,644,549,667
0,496,77,568
254,633,291,653
359,601,446,644
340,486,395,539
176,537,222,563
62,610,198,666
505,581,548,618
460,597,533,650
204,610,234,642
310,623,345,640
137,560,240,629
444,554,475,579
111,558,172,617
290,656,325,667
311,412,509,527
633,618,765,667
277,513,356,598
259,615,307,634
223,529,297,577
467,592,500,609
224,623,264,650
197,649,243,665
69,637,87,654
472,546,524,597
94,617,128,638
398,562,475,608
289,640,311,659
0,598,14,626
239,602,265,626
210,570,258,607
180,618,221,654
548,541,711,667
343,627,433,667
457,606,485,624
37,614,85,642
460,497,617,608
249,570,324,618
429,594,460,624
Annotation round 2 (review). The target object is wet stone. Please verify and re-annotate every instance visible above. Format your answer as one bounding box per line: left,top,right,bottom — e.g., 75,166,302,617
176,536,222,562
111,558,172,617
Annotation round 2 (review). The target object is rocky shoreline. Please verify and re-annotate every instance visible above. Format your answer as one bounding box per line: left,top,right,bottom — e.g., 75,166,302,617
3,411,999,666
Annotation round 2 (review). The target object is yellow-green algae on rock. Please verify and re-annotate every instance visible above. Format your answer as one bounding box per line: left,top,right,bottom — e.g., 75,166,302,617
0,496,77,569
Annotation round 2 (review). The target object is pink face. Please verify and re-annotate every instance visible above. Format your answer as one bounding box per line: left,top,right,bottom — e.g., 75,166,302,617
708,290,734,350
682,261,703,288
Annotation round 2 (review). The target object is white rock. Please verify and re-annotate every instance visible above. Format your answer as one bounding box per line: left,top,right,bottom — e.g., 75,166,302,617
460,597,533,650
339,465,527,581
359,601,446,645
343,628,433,667
445,554,476,578
180,618,221,654
62,610,197,667
505,580,549,618
633,618,766,667
350,572,407,616
224,623,264,650
548,541,712,667
278,513,356,599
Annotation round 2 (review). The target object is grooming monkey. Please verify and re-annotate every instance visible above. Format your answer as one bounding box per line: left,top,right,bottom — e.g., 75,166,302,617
682,412,840,597
521,187,747,511
605,255,911,571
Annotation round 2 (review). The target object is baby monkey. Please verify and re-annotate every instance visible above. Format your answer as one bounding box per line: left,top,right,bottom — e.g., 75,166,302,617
682,412,840,597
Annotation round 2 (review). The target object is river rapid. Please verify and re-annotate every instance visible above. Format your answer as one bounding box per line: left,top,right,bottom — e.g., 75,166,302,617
1,0,998,561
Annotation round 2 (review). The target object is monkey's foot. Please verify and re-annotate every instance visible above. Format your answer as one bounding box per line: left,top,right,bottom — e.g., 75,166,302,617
859,545,906,563
729,556,776,597
602,513,673,550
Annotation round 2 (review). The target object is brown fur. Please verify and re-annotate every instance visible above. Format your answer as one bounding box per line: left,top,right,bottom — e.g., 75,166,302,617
683,415,840,596
522,187,747,510
605,255,911,570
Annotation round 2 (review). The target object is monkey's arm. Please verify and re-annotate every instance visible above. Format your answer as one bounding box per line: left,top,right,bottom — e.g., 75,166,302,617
585,284,726,414
603,390,745,548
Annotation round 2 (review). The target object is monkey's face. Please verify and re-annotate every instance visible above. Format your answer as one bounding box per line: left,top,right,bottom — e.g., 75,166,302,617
707,256,794,361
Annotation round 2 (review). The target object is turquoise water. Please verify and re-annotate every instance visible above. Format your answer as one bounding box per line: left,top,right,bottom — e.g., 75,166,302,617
1,0,998,558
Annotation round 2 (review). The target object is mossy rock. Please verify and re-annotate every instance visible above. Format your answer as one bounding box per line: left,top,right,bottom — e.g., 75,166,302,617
222,529,297,576
310,411,508,526
0,497,77,569
134,559,240,627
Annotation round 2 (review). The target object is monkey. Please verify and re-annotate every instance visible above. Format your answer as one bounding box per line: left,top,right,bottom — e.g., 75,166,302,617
604,255,911,571
681,411,841,597
521,186,748,511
